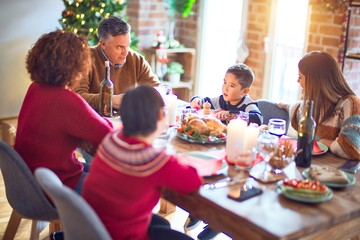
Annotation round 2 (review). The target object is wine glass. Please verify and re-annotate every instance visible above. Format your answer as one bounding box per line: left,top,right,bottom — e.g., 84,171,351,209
239,111,249,125
233,148,258,192
257,131,279,182
268,118,286,138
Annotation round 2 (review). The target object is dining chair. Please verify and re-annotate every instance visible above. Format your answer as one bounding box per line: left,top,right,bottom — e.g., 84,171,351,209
0,140,61,240
256,99,290,134
34,167,112,240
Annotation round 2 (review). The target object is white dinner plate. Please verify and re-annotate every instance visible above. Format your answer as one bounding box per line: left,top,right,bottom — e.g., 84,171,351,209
183,151,228,177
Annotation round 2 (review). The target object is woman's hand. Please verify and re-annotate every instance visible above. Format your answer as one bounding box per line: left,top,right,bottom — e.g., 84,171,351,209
276,103,290,111
190,97,202,110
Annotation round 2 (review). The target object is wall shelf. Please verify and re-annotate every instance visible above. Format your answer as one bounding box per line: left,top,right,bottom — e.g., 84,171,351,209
143,48,196,101
342,0,360,69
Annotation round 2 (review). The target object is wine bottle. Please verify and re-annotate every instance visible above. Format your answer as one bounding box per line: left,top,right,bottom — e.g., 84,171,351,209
295,99,316,167
99,61,113,117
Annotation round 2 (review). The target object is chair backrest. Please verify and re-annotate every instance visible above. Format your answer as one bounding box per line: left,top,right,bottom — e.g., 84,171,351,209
34,168,112,240
0,140,58,220
256,99,290,133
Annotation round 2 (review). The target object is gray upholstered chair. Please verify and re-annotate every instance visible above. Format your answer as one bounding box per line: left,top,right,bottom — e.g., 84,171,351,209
0,140,61,240
257,99,290,134
34,167,112,240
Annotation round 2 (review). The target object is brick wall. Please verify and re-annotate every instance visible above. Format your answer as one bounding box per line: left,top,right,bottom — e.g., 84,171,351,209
127,0,198,49
176,2,199,48
127,1,360,98
127,0,167,48
244,0,271,99
307,5,347,61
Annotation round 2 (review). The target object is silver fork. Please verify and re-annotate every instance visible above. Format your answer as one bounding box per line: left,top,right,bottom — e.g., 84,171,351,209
202,175,246,190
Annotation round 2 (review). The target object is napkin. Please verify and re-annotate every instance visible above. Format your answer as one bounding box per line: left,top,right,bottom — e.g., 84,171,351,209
313,141,324,154
177,151,226,176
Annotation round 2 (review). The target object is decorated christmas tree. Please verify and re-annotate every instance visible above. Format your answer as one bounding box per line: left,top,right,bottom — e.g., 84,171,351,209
59,0,138,49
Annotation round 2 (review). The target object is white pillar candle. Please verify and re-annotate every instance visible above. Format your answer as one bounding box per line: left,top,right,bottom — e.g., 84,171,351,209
244,124,260,151
165,94,177,126
226,118,247,164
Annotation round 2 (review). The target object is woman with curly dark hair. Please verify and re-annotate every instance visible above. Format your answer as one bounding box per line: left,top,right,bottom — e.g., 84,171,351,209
14,30,113,193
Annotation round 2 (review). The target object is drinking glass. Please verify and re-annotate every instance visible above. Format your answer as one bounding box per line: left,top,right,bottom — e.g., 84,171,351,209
257,131,279,181
235,148,257,171
234,148,257,191
239,111,249,125
268,118,286,138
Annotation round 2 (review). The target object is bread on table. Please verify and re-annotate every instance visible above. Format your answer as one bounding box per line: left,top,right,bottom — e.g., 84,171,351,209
309,165,348,184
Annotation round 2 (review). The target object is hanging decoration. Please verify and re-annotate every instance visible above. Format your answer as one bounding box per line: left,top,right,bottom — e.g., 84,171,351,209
162,0,197,48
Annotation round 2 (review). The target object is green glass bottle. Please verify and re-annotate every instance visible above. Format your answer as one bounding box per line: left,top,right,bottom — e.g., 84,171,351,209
99,61,113,117
295,99,316,167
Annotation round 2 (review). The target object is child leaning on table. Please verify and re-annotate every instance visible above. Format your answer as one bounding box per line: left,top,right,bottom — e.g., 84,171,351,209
187,63,263,240
190,63,263,126
82,85,202,240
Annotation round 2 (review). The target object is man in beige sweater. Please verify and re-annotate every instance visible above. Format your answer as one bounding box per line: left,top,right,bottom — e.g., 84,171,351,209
74,16,160,111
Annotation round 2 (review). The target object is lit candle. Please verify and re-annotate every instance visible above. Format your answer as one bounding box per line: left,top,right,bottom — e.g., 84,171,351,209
226,118,247,164
165,94,177,126
244,123,260,150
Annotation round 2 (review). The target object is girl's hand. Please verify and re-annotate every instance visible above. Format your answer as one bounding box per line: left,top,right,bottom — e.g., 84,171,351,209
276,103,290,111
214,110,230,120
190,98,202,110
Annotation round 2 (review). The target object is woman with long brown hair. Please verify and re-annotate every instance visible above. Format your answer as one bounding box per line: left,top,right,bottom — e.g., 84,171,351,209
291,51,360,160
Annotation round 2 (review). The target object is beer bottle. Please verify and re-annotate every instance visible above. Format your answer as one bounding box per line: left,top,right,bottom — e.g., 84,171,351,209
295,99,316,167
99,61,113,117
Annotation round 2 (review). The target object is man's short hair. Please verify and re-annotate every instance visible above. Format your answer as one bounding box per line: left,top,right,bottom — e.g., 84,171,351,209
98,16,131,40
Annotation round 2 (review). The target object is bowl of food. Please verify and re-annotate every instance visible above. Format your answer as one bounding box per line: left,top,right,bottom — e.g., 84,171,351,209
268,140,296,174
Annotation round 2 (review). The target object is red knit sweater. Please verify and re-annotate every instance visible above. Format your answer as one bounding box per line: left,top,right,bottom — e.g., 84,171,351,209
82,131,203,240
14,82,113,189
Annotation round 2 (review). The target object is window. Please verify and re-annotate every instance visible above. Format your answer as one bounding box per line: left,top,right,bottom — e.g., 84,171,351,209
263,0,309,103
196,0,247,98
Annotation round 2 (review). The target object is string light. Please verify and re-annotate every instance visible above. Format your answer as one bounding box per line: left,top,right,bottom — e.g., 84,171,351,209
58,0,131,46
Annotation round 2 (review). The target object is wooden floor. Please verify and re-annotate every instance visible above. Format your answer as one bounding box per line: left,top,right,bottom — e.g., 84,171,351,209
0,170,231,240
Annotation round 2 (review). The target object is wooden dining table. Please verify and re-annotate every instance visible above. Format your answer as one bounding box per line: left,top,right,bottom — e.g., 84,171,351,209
161,131,360,240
